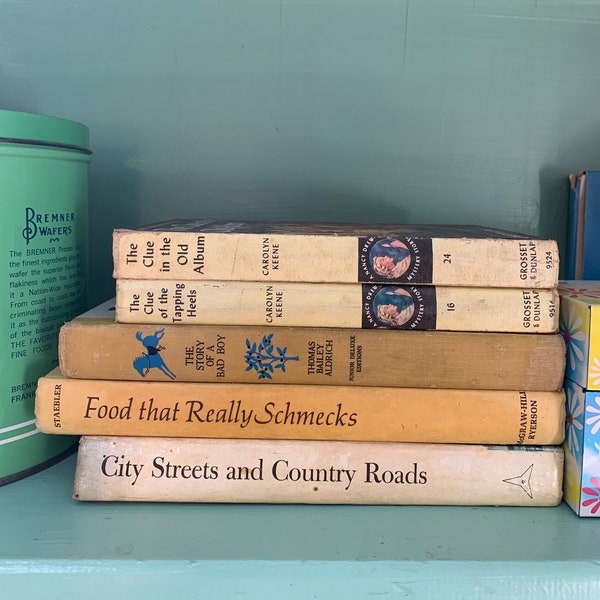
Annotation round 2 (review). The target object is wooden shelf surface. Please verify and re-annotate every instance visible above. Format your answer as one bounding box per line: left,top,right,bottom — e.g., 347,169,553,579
2,453,600,599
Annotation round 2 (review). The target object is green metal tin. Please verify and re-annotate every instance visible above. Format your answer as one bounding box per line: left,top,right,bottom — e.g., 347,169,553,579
0,110,90,484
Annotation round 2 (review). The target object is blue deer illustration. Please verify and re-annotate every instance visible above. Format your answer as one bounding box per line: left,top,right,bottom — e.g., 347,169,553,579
132,329,176,380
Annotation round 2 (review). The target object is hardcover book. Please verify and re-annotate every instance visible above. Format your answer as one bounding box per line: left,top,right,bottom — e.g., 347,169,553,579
566,172,600,280
559,281,600,390
114,280,559,333
59,299,566,390
73,436,564,506
112,220,559,288
35,368,566,445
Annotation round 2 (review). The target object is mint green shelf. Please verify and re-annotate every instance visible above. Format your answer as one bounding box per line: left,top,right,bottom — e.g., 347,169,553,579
1,454,600,599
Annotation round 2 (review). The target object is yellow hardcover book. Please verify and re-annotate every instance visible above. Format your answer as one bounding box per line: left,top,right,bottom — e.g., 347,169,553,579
115,280,559,333
112,220,559,288
73,436,564,506
60,299,566,390
35,368,566,445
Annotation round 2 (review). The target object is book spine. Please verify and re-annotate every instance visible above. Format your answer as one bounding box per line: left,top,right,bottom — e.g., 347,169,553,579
567,173,584,280
35,373,566,445
115,280,559,333
113,230,559,288
58,320,566,390
581,172,600,280
73,436,564,506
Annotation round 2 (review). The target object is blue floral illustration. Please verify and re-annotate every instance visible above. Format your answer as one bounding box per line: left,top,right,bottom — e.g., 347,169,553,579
244,333,300,380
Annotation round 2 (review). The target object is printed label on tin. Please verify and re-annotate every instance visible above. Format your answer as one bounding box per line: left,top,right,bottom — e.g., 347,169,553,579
8,207,84,355
1,198,87,478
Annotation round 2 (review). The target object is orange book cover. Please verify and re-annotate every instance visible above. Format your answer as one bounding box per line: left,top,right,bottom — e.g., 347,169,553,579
35,368,566,445
60,299,566,390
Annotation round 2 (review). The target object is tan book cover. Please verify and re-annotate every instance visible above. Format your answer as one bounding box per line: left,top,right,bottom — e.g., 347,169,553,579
115,280,559,333
60,299,566,390
35,368,566,445
73,436,564,506
112,220,559,288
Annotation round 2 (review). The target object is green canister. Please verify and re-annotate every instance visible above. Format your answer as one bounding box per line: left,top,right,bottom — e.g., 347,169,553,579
0,110,90,484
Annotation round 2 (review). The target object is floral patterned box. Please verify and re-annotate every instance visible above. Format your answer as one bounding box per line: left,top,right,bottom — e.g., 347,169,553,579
563,379,600,516
560,282,600,515
559,282,600,390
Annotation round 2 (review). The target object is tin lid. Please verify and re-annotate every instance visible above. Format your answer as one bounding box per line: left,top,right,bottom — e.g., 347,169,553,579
0,109,90,153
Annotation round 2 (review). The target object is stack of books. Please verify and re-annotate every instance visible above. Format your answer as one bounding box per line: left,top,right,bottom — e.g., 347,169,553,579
35,221,567,506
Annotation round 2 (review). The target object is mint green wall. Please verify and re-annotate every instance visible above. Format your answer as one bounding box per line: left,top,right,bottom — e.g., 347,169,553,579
2,1,600,304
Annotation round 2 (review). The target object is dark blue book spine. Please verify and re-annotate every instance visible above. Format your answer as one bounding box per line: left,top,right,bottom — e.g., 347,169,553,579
582,172,600,280
566,173,582,279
